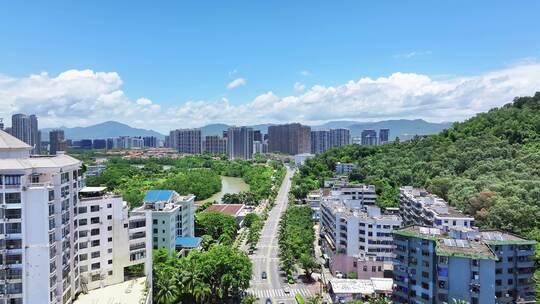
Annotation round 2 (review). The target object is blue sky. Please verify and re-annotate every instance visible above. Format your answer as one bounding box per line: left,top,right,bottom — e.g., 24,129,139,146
1,1,540,130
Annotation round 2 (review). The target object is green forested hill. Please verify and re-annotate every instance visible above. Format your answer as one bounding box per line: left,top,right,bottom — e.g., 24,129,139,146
294,92,540,239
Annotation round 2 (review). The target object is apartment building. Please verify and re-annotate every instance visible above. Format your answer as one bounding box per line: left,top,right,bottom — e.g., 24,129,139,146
11,114,40,155
227,126,254,160
169,128,202,154
0,130,152,304
311,130,330,154
75,187,151,292
335,162,357,174
329,184,377,208
378,129,390,144
400,186,475,231
132,190,195,251
361,129,377,146
0,130,83,303
321,201,402,262
329,128,350,148
268,123,311,155
393,226,535,304
203,135,227,155
49,129,67,155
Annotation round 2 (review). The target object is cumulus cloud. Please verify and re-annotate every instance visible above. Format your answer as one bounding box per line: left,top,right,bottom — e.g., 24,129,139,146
226,77,246,90
294,82,305,93
1,63,540,132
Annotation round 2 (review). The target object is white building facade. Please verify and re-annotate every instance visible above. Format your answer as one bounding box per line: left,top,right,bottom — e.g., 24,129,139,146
399,186,475,231
0,130,152,304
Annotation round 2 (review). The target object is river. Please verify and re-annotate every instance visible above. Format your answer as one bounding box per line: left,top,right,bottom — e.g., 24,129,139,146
196,176,250,205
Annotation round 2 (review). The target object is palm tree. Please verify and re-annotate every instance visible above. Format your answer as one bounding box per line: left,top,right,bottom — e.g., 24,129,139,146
306,294,323,304
154,270,179,304
241,293,259,304
193,282,212,304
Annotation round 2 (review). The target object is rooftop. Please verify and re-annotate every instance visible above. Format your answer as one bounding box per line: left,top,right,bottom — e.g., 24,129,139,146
400,186,473,219
73,277,149,304
0,154,81,170
480,230,536,245
0,130,31,150
143,190,175,203
175,236,202,248
394,226,498,260
205,204,245,216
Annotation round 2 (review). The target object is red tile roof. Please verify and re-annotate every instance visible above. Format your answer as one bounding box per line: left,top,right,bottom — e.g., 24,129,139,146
205,204,244,216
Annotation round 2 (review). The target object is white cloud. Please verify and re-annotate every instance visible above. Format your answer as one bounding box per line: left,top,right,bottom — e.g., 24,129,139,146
394,51,432,59
294,82,305,93
226,78,246,90
300,70,311,76
1,63,540,132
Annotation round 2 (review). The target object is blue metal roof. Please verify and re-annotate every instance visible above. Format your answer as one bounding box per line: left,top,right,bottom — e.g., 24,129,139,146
143,190,175,203
175,237,202,248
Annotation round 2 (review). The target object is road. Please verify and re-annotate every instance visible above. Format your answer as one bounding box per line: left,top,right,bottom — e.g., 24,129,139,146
247,167,313,303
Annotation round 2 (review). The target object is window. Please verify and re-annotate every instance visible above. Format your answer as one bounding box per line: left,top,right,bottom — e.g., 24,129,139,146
79,230,88,237
91,251,100,259
79,219,87,226
78,207,87,214
108,260,112,265
79,242,88,249
80,265,88,273
91,263,100,270
153,229,158,234
79,254,88,261
153,219,158,225
108,270,113,276
107,215,112,220
108,248,113,254
508,279,513,285
91,228,100,236
5,193,21,204
49,190,55,201
372,266,376,272
108,226,112,231
4,175,21,185
90,217,99,224
108,237,112,242
91,240,100,247
107,204,112,208
90,205,99,212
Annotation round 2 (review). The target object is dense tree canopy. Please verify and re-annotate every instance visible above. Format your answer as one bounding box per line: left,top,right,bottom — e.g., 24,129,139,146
86,155,284,208
195,211,238,245
153,245,252,304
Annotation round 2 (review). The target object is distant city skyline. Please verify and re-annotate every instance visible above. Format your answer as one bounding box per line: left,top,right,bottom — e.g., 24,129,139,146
1,2,540,131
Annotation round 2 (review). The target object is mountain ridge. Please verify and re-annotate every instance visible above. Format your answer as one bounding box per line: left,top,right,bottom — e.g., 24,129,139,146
40,119,452,140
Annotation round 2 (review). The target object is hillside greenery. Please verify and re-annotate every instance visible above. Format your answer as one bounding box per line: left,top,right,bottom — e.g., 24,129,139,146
293,92,540,295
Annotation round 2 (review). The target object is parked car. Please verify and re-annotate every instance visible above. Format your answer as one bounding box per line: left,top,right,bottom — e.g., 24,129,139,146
261,271,267,279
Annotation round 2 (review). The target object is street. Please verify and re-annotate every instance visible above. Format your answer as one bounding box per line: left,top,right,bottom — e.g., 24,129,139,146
247,167,313,303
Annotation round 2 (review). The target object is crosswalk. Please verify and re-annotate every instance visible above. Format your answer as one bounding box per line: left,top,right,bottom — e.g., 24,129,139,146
247,287,312,299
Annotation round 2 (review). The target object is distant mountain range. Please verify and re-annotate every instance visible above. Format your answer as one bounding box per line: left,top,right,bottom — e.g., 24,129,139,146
41,121,165,140
202,119,453,141
40,119,453,141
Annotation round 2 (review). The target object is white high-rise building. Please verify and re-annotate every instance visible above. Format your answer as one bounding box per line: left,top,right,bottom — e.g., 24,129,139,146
0,130,152,304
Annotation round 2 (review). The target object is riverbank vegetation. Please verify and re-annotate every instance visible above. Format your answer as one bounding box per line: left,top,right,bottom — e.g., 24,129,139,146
86,155,284,208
